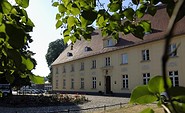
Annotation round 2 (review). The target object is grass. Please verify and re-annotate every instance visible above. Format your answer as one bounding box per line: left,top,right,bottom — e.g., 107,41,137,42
90,104,164,113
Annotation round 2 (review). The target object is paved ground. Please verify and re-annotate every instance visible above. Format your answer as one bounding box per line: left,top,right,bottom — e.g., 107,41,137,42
0,95,130,113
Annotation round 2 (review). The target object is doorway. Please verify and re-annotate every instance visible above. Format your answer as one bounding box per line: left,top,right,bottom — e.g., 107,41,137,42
105,76,111,94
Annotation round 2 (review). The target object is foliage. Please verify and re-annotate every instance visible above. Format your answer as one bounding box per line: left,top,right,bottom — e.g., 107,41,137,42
52,0,184,44
45,39,68,67
0,0,44,86
130,76,185,113
45,39,68,82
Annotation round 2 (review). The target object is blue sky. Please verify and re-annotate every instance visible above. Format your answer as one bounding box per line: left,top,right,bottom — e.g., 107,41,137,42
26,0,61,77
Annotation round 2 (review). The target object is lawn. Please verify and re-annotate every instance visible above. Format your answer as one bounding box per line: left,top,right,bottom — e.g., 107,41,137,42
91,104,164,113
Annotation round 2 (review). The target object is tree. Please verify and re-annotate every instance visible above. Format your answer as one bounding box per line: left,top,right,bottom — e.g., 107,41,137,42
45,39,67,82
52,0,185,112
0,0,44,89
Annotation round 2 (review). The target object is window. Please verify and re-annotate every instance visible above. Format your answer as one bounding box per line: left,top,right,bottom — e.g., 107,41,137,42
56,80,58,89
55,67,58,74
92,60,96,69
67,52,73,57
63,79,66,89
81,62,84,70
143,73,150,85
169,71,179,86
169,44,177,57
107,39,113,46
142,49,150,61
122,54,128,64
63,66,66,73
105,57,111,66
71,79,74,89
84,46,92,52
80,78,84,89
71,64,74,72
92,77,96,89
122,75,128,88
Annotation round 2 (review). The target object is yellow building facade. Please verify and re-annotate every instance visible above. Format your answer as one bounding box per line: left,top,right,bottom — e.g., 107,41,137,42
52,6,185,96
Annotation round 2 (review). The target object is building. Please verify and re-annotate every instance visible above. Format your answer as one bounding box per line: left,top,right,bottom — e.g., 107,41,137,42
51,5,185,96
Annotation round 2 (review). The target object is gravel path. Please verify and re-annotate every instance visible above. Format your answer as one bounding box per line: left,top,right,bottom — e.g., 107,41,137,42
0,95,130,113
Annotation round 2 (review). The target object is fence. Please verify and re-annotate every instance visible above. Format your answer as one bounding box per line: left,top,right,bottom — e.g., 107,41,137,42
46,102,127,113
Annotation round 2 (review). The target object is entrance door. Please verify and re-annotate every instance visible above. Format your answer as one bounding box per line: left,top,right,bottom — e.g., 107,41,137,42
105,76,111,94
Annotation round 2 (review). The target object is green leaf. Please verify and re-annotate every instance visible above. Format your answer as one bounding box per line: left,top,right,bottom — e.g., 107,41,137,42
111,13,121,21
56,13,61,20
80,16,88,28
139,20,151,32
132,0,141,5
26,18,35,27
169,86,185,97
0,13,3,25
140,108,154,113
67,16,76,28
1,0,13,14
55,20,62,29
29,75,44,84
21,57,34,70
58,4,67,13
108,3,120,12
148,76,172,94
130,85,158,104
62,0,71,7
97,15,105,27
6,24,25,49
136,9,144,19
52,2,59,7
15,0,29,8
64,35,70,44
63,29,70,36
132,25,145,39
123,8,135,21
173,101,185,113
71,3,80,15
82,10,97,22
7,49,22,68
147,6,157,16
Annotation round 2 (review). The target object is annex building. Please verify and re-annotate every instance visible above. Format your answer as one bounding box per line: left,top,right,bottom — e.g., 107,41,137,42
51,5,185,96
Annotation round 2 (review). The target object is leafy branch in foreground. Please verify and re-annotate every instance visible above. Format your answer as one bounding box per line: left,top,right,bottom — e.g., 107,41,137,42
130,76,185,113
0,0,44,88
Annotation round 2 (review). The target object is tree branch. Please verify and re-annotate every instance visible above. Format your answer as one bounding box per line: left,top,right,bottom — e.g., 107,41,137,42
162,0,184,113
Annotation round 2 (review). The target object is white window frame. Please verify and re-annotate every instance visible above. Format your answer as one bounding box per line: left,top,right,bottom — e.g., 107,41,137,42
92,77,96,89
122,75,128,88
143,73,150,85
142,49,150,61
169,71,179,86
80,78,84,89
107,39,113,47
122,53,128,64
105,57,111,66
169,44,177,57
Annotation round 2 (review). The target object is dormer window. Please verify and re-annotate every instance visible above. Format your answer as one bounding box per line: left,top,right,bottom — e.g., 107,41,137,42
107,39,113,47
84,46,92,52
67,52,73,57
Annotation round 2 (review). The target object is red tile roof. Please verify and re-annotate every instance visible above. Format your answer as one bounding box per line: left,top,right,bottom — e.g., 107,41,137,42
52,5,185,65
